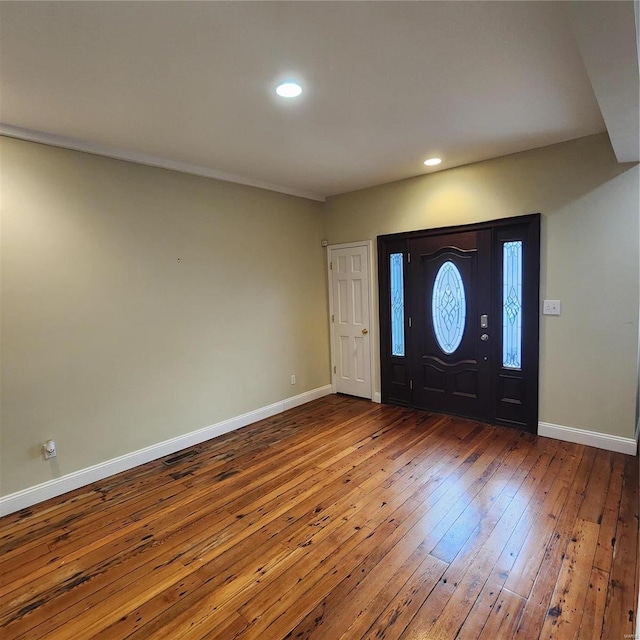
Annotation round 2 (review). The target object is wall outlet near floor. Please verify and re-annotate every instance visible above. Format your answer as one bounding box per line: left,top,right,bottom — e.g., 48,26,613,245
290,374,296,385
543,300,562,316
43,439,57,460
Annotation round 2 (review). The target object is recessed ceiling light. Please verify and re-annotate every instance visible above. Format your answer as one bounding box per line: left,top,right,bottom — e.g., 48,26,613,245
276,82,302,98
424,158,442,166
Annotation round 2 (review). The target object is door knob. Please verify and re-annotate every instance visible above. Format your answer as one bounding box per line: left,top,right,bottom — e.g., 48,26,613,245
480,333,489,341
362,328,369,335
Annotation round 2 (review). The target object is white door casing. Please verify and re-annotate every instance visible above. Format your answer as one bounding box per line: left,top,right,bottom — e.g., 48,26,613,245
329,242,372,399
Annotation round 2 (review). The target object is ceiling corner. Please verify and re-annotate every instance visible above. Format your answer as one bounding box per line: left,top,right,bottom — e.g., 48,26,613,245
568,0,640,163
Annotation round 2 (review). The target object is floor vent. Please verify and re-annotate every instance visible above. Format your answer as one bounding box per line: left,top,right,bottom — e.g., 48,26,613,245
162,448,201,467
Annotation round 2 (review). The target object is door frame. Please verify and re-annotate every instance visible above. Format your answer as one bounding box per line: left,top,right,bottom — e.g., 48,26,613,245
327,240,375,399
377,214,540,431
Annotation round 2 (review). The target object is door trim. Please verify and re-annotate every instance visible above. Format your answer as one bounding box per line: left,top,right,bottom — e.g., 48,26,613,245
327,241,375,399
376,213,541,240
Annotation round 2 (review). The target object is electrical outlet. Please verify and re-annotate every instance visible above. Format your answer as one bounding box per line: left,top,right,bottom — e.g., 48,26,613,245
290,374,296,385
43,439,56,460
543,300,561,316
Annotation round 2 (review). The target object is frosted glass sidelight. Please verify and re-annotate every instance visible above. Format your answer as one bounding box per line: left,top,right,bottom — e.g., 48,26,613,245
390,253,405,356
432,261,466,354
503,241,523,369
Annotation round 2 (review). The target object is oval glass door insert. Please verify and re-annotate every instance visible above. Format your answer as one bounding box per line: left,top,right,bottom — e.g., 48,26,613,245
432,261,466,354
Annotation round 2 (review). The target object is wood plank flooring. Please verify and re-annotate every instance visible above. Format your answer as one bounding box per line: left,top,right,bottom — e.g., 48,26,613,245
0,395,637,639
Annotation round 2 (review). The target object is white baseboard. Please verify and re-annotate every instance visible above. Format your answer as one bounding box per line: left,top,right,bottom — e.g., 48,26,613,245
538,421,637,455
0,385,333,516
373,392,382,404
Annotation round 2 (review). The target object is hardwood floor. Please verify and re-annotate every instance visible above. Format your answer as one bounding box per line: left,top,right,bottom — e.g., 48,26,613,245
0,395,637,639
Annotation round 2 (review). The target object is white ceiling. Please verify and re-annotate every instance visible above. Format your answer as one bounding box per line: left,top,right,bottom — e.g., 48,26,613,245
1,1,638,201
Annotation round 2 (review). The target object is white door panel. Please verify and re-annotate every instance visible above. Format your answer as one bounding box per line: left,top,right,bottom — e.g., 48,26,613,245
330,244,372,398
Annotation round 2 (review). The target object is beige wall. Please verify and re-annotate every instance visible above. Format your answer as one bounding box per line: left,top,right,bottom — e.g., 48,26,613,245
1,137,330,496
325,133,639,439
2,132,638,499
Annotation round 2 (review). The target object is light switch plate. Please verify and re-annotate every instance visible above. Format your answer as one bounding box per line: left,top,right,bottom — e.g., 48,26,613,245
543,300,561,315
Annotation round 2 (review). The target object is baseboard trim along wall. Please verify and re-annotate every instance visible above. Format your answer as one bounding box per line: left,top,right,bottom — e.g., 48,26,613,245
0,384,333,516
538,421,638,456
3,398,633,516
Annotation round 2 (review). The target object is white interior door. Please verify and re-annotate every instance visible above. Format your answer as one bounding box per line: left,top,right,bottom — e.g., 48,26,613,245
330,243,372,399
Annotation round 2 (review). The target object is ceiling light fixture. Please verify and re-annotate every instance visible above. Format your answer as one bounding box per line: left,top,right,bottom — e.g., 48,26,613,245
276,82,302,98
424,158,442,166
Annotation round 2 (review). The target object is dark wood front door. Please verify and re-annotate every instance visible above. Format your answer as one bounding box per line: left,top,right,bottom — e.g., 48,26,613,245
409,230,492,420
378,214,540,432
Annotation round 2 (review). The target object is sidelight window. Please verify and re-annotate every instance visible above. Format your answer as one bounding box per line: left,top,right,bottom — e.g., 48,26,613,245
390,253,405,356
502,241,523,369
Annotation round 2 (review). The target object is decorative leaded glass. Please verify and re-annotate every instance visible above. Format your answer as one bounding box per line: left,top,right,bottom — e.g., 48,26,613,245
432,261,466,354
503,241,523,369
390,253,405,356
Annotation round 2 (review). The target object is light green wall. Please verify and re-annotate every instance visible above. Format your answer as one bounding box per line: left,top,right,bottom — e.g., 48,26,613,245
324,133,639,439
0,137,330,496
1,132,638,499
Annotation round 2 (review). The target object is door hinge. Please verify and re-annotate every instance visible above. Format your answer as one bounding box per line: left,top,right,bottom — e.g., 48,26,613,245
407,252,411,263
408,316,412,328
333,365,337,374
331,314,334,322
329,261,333,270
409,379,413,390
